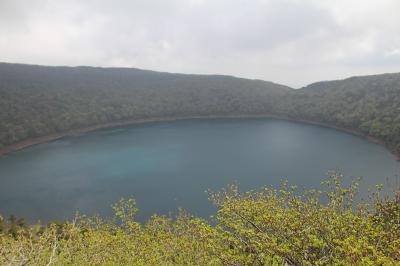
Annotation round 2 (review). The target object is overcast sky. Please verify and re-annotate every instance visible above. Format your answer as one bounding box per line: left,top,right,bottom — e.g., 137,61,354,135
0,0,399,87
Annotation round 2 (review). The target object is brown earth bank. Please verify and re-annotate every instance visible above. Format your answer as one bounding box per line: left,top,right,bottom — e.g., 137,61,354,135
0,115,399,161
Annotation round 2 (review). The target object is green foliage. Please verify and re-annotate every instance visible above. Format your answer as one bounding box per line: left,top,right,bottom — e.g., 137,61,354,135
284,74,400,155
0,174,399,265
0,214,26,239
0,63,289,148
1,63,400,156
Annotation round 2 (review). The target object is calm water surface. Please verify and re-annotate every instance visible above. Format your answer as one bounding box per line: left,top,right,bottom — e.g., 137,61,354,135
0,118,399,222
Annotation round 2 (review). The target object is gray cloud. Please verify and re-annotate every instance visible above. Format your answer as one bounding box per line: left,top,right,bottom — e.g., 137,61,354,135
0,0,399,87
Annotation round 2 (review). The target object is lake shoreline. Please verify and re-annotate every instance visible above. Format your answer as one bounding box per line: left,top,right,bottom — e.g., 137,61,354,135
1,114,399,161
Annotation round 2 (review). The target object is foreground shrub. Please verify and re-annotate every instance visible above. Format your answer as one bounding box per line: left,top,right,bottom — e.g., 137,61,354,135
0,173,399,265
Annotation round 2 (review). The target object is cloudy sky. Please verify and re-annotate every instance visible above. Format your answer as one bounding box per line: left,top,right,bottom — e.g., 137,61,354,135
0,0,399,87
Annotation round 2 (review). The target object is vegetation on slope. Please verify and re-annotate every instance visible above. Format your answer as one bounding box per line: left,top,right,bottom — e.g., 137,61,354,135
283,74,400,156
0,62,289,148
1,63,400,157
0,174,399,265
0,63,400,157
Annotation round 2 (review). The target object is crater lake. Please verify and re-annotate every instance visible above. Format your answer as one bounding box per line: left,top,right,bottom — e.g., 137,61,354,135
0,118,399,222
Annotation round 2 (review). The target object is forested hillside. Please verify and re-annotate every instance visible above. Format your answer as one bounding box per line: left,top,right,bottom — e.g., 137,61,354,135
283,74,400,155
0,62,400,157
0,63,289,148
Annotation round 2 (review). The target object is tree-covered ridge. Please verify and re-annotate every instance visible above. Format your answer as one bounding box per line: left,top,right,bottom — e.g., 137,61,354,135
1,175,399,265
0,62,400,156
0,62,290,148
284,73,400,156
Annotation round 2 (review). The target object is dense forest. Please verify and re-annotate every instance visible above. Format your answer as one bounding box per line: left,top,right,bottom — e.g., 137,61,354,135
284,74,400,157
0,62,400,157
0,62,290,148
1,174,399,264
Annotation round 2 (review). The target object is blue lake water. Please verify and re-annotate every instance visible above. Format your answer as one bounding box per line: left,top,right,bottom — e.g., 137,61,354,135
0,118,399,222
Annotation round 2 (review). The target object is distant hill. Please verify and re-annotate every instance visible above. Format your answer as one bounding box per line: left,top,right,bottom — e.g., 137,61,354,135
0,63,290,148
284,73,400,156
0,62,399,157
